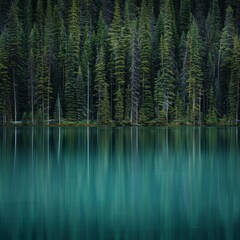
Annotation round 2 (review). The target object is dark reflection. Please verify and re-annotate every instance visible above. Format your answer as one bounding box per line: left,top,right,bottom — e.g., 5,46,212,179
0,127,240,239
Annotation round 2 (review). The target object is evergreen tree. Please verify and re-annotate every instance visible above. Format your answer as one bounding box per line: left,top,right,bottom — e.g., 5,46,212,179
219,6,236,116
130,21,140,125
53,10,66,93
174,93,184,124
186,18,204,124
76,66,86,121
36,0,44,49
206,86,217,124
0,33,11,123
5,2,23,121
228,37,240,124
53,93,63,124
155,0,176,123
65,34,76,120
139,0,154,122
35,46,53,123
68,0,80,72
178,0,191,35
205,0,221,90
155,35,175,124
109,0,125,122
95,46,110,124
179,32,188,111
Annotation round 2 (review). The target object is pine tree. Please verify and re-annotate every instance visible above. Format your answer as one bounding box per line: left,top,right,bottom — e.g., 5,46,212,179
44,0,55,69
28,25,40,123
130,21,140,125
186,18,204,124
28,47,35,123
179,32,188,111
0,33,11,123
53,93,63,124
109,0,125,122
65,34,76,120
5,2,23,122
228,37,240,124
155,35,175,124
139,0,154,122
35,46,53,123
219,6,236,116
53,8,66,93
155,0,176,124
206,86,217,124
36,0,44,49
123,1,132,121
95,46,110,124
68,0,80,73
178,0,191,35
76,66,86,121
174,93,184,124
205,0,221,92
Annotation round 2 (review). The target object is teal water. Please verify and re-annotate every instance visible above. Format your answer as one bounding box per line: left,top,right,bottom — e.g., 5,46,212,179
0,127,240,239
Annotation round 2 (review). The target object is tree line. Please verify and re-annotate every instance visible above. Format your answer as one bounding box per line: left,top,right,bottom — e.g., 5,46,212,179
0,0,240,125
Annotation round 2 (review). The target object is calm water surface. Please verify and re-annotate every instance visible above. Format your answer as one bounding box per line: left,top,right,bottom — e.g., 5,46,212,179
0,127,240,239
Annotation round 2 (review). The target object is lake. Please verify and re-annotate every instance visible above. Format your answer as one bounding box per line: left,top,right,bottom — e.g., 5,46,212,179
0,127,240,239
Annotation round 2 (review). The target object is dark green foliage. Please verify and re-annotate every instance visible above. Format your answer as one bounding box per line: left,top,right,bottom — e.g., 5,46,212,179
139,0,154,122
186,18,204,124
5,2,24,121
35,46,53,123
76,66,86,121
109,0,125,122
65,34,76,120
0,33,11,123
218,6,236,115
0,0,239,125
206,86,217,124
228,36,240,124
178,0,191,35
95,46,110,124
130,21,140,124
53,93,63,124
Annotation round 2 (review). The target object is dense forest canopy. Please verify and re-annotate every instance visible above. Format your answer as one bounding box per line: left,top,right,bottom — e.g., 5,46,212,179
0,0,239,125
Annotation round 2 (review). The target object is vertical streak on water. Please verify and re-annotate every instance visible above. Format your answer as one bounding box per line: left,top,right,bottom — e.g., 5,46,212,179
47,127,50,172
166,127,169,160
3,127,6,161
130,127,136,232
236,127,238,149
31,127,34,167
198,127,201,165
14,127,17,171
87,126,90,181
57,127,61,164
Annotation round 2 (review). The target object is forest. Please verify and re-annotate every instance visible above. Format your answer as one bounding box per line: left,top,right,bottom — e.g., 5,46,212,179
0,0,239,125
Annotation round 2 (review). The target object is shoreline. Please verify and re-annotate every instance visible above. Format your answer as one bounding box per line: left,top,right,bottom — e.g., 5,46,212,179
1,121,239,128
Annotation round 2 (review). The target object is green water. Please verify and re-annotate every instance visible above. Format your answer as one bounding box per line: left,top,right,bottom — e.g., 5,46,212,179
0,127,240,239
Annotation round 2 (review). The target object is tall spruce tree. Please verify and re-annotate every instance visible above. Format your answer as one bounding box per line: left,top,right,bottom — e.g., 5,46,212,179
139,0,154,122
65,34,76,120
155,35,175,124
76,66,86,121
95,46,110,124
130,21,140,124
35,46,53,123
0,33,11,123
186,18,204,124
228,36,240,124
219,6,236,116
109,0,125,122
5,2,23,121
